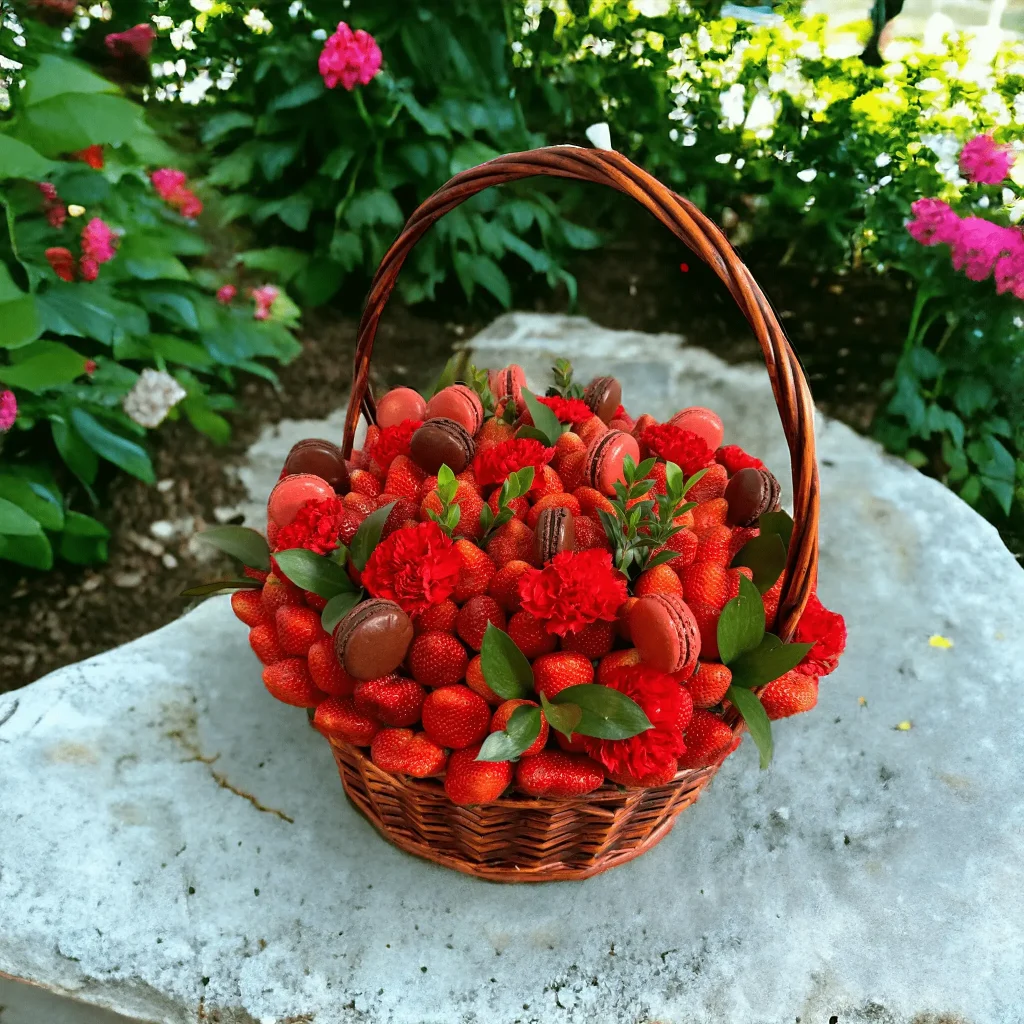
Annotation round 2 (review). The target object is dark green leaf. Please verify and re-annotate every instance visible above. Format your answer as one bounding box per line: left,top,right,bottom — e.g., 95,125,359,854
23,54,115,106
199,111,254,145
0,341,85,391
757,510,794,552
274,548,356,599
58,510,109,564
268,78,325,112
180,579,263,597
731,532,787,594
0,497,44,536
70,409,155,484
0,135,57,179
0,531,52,570
350,501,397,571
321,590,364,634
728,634,814,689
552,684,652,739
480,622,534,700
0,475,63,531
520,388,561,446
51,417,98,485
476,706,542,762
727,686,773,769
539,691,583,737
516,425,552,444
197,525,270,571
717,574,765,665
453,252,511,307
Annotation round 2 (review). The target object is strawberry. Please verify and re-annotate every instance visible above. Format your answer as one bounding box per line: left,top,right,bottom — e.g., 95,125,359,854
363,424,381,450
634,564,683,597
597,648,642,685
313,696,381,745
337,507,367,545
385,454,426,502
676,683,694,734
354,675,426,727
572,515,612,553
260,572,302,618
692,498,729,537
573,487,615,520
632,414,657,451
422,685,491,749
532,651,594,699
421,482,485,541
729,525,760,560
560,620,615,659
552,431,586,471
275,605,326,656
687,462,728,503
617,596,639,642
249,623,284,665
677,709,734,769
455,594,506,651
726,566,754,601
343,492,377,517
444,745,513,805
486,488,528,522
452,540,496,602
243,566,269,583
663,527,698,569
531,464,565,500
516,751,605,797
695,525,733,567
758,670,818,720
412,599,458,635
378,495,420,539
307,638,357,697
553,730,590,753
488,559,532,612
762,570,786,629
486,518,537,568
688,601,721,660
408,631,469,688
680,561,729,610
508,610,557,659
556,451,586,492
647,461,668,495
687,662,732,709
456,467,479,489
370,728,447,777
262,659,325,707
607,762,678,788
525,492,581,530
466,654,504,705
490,699,549,757
304,591,328,612
577,415,608,446
475,418,515,454
349,468,381,498
231,589,265,627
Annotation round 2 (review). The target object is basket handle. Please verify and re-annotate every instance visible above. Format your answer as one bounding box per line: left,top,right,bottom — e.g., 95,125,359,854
343,146,819,640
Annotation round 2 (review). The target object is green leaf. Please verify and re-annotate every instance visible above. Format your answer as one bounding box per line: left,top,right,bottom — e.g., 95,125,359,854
539,691,583,738
717,574,766,665
268,78,325,112
0,531,53,570
450,141,500,175
24,54,116,106
476,706,542,762
15,93,154,156
274,547,356,599
757,510,794,551
52,417,98,485
0,496,45,536
346,189,404,230
480,622,534,700
0,134,57,179
149,335,214,370
196,525,271,571
37,284,149,345
70,408,155,484
727,686,773,769
0,341,85,391
520,388,561,447
137,292,199,332
199,111,255,145
515,425,552,445
0,272,42,349
118,236,190,281
321,145,355,180
400,93,451,139
180,579,263,598
349,501,397,571
731,532,787,594
235,247,308,282
728,634,814,690
321,590,363,634
552,684,652,739
58,510,109,564
453,252,511,307
0,475,63,531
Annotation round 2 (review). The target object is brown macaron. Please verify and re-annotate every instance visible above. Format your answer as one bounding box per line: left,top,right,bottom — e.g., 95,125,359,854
535,507,576,563
724,467,781,526
583,376,622,423
333,599,414,681
283,438,350,494
409,418,476,475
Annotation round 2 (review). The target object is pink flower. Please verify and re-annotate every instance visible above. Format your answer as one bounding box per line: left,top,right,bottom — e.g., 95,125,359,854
105,23,156,59
150,168,203,218
216,284,237,305
950,217,1016,282
0,391,16,432
37,182,67,229
994,233,1024,300
318,22,382,91
958,134,1015,185
79,257,99,282
80,218,117,265
83,359,98,375
906,198,961,247
251,285,279,320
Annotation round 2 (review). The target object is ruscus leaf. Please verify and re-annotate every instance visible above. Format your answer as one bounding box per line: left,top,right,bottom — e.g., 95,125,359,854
197,525,271,571
480,622,534,700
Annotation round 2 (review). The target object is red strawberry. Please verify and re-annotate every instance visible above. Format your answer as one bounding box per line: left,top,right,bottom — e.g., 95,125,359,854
560,620,615,659
677,709,734,769
343,492,377,517
262,659,325,707
508,610,557,659
607,761,678,788
762,570,786,629
408,631,469,688
488,559,532,612
444,745,513,805
531,464,564,500
597,648,642,685
687,462,728,503
687,662,732,709
556,452,586,492
490,699,549,757
243,566,269,583
422,685,491,749
729,525,760,560
466,654,504,705
385,454,426,502
572,515,612,553
261,573,302,618
452,540,496,602
455,594,506,651
664,527,698,569
516,750,605,797
554,730,589,753
486,518,537,568
412,599,459,635
378,495,420,539
617,596,639,642
370,728,447,777
275,605,325,656
338,507,367,545
634,564,683,597
676,683,694,734
304,591,328,612
695,525,733,566
758,670,818,720
647,461,668,495
692,498,729,537
680,561,729,610
354,675,426,727
576,415,608,446
475,418,516,454
552,431,586,471
307,638,357,697
689,601,721,660
421,482,485,541
632,414,657,451
573,487,615,520
525,492,581,530
486,488,528,522
726,566,754,601
349,469,381,498
249,623,284,665
532,651,594,699
314,696,381,745
231,589,265,627
363,425,381,450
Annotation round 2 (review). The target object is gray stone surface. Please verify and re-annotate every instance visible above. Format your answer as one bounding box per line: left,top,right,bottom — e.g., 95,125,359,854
2,313,1024,1024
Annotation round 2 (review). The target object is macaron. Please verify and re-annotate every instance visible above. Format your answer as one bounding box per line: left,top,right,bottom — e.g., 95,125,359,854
724,467,781,526
283,438,350,494
669,406,724,451
268,473,335,527
333,598,414,681
424,384,484,435
376,387,427,429
583,376,622,423
409,418,476,475
535,507,576,563
488,364,526,412
585,429,641,497
629,593,701,676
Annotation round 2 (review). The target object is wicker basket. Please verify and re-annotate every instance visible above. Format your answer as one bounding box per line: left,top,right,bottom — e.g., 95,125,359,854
331,146,819,883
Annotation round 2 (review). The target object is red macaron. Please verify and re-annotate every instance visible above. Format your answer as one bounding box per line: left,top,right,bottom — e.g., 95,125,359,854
629,593,702,677
424,384,484,435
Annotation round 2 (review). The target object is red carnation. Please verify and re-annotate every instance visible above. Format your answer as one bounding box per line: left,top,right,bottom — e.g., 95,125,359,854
793,593,846,676
73,145,104,170
274,496,350,556
473,437,554,489
517,548,627,637
581,664,685,780
537,395,592,424
361,520,460,615
716,444,766,474
641,424,714,477
368,418,422,472
105,23,156,59
45,246,76,282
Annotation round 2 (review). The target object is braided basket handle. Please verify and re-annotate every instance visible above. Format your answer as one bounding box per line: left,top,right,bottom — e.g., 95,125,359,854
343,146,819,640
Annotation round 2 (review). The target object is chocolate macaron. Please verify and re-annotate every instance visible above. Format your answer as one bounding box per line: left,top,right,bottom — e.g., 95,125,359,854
629,593,701,676
283,438,350,494
333,599,414,681
409,417,476,475
583,376,622,423
585,429,641,497
535,506,575,563
724,467,781,526
424,384,485,435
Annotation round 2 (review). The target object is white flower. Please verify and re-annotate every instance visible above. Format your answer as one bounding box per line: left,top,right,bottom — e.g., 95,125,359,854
916,77,943,92
180,70,214,105
875,152,891,167
633,0,671,15
668,128,679,141
922,13,955,54
719,83,745,129
682,132,697,147
311,28,327,41
715,153,732,164
977,195,990,209
878,175,893,186
585,122,613,151
152,15,174,30
243,8,273,34
288,0,304,15
123,370,187,429
170,18,196,50
796,168,817,183
796,41,821,61
696,26,712,54
744,90,777,132
734,157,745,170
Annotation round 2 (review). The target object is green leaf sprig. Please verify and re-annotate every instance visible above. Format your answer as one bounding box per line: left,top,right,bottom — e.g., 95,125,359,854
518,387,563,446
547,358,584,400
426,465,462,535
479,465,535,538
465,362,496,416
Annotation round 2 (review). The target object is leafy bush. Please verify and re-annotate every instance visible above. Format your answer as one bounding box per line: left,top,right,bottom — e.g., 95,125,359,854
0,19,299,572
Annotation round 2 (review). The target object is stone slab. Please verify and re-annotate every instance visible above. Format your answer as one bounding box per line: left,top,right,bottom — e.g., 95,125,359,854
1,314,1023,1024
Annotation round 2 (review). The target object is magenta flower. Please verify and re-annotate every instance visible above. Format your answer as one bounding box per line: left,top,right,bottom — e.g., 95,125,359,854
251,285,279,320
150,168,203,219
80,218,117,265
216,284,237,305
950,217,1016,282
318,22,382,91
958,134,1015,185
0,391,16,432
994,233,1024,300
907,198,961,247
37,182,67,229
105,23,156,59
